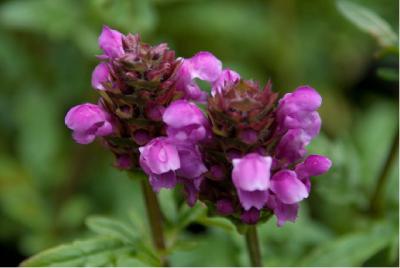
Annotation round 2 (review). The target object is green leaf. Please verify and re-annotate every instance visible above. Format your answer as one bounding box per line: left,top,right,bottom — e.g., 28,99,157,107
86,216,138,244
158,189,178,223
176,203,206,230
377,67,399,82
336,0,397,47
196,216,235,232
300,221,394,266
0,156,51,231
20,236,132,267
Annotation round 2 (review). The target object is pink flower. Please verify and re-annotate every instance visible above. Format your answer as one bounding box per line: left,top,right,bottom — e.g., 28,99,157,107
163,100,210,143
65,103,114,144
270,170,309,204
275,129,311,163
276,86,322,138
139,137,180,192
232,153,272,210
175,51,222,101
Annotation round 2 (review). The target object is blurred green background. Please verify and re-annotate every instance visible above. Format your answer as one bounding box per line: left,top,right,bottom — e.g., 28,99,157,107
0,0,398,266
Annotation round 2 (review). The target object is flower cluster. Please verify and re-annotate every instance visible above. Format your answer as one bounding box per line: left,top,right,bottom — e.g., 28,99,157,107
65,26,331,226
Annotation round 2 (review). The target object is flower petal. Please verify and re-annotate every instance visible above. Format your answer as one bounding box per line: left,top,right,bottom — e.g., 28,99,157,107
232,153,272,191
91,62,110,90
237,189,269,210
270,170,308,204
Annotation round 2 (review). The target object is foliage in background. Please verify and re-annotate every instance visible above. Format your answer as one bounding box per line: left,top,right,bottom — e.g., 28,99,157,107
0,0,398,266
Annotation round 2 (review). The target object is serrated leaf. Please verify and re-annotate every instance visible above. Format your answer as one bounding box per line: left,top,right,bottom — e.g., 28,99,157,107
86,216,160,266
86,216,138,244
20,236,132,267
337,0,397,47
300,221,394,266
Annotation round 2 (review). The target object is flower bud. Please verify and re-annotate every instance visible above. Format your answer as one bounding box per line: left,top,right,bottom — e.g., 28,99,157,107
98,26,124,58
295,155,332,179
91,62,111,91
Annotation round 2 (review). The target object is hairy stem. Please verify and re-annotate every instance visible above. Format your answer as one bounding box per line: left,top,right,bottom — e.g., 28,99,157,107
140,179,169,266
369,127,399,215
245,225,262,267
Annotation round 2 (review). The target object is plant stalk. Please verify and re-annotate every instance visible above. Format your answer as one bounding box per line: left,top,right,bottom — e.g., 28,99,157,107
141,179,169,266
245,225,262,267
369,127,399,215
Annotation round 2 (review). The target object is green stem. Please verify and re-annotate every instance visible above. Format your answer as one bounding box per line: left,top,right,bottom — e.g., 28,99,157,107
369,127,399,215
245,225,262,267
140,179,169,266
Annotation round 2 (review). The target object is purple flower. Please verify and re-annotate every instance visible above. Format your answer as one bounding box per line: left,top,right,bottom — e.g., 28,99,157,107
270,170,308,204
176,51,222,101
275,129,311,163
276,86,322,138
139,137,180,192
65,103,114,144
91,63,111,91
232,153,272,210
98,26,124,58
175,143,207,206
163,100,210,143
211,69,240,96
176,143,207,179
179,176,204,207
